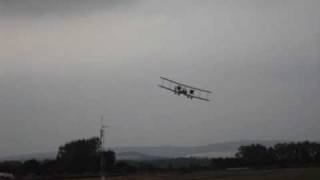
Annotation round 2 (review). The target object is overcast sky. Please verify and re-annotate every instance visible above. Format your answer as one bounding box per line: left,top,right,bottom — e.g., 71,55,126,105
0,0,319,157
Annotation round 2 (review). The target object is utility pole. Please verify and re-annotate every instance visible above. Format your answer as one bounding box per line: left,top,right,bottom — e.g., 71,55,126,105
100,116,108,180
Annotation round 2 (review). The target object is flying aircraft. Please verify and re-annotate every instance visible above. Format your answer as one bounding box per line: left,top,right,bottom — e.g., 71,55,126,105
158,77,212,101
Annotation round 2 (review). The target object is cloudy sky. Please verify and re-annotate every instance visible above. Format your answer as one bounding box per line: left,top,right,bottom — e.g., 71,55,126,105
0,0,319,157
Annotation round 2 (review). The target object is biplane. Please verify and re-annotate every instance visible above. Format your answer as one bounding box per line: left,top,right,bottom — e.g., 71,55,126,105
158,77,212,101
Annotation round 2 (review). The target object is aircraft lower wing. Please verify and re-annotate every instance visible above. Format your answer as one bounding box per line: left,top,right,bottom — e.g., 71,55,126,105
158,84,210,102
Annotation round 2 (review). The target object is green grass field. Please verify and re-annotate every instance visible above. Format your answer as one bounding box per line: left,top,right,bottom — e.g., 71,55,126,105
63,167,320,180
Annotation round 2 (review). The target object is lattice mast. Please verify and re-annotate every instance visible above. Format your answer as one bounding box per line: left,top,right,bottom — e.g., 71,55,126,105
100,116,108,180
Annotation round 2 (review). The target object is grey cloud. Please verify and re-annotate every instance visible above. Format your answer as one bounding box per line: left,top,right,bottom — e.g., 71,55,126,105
0,0,319,157
0,0,138,17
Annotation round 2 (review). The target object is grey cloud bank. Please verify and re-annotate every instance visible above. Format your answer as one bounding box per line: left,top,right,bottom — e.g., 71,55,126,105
0,0,319,157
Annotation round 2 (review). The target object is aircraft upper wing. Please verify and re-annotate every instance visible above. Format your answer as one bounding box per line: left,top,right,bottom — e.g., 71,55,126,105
160,77,212,94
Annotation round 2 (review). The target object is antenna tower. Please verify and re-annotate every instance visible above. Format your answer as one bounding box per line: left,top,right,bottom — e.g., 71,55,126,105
100,116,108,180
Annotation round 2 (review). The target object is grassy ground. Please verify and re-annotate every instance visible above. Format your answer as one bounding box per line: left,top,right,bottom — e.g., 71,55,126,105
62,167,320,180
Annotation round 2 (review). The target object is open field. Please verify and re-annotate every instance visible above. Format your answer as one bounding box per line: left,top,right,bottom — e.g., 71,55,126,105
62,167,320,180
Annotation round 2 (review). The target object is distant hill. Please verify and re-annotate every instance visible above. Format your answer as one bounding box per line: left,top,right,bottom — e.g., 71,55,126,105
116,152,164,161
0,140,286,161
0,152,57,161
112,140,286,158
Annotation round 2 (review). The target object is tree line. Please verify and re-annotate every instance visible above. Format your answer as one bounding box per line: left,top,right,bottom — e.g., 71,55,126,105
1,139,320,178
0,137,117,177
212,141,320,169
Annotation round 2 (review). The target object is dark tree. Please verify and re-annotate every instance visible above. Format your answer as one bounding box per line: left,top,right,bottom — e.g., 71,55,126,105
236,144,272,167
115,161,137,174
103,150,116,170
234,142,320,168
23,159,40,174
0,161,23,175
56,137,117,174
56,137,100,173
